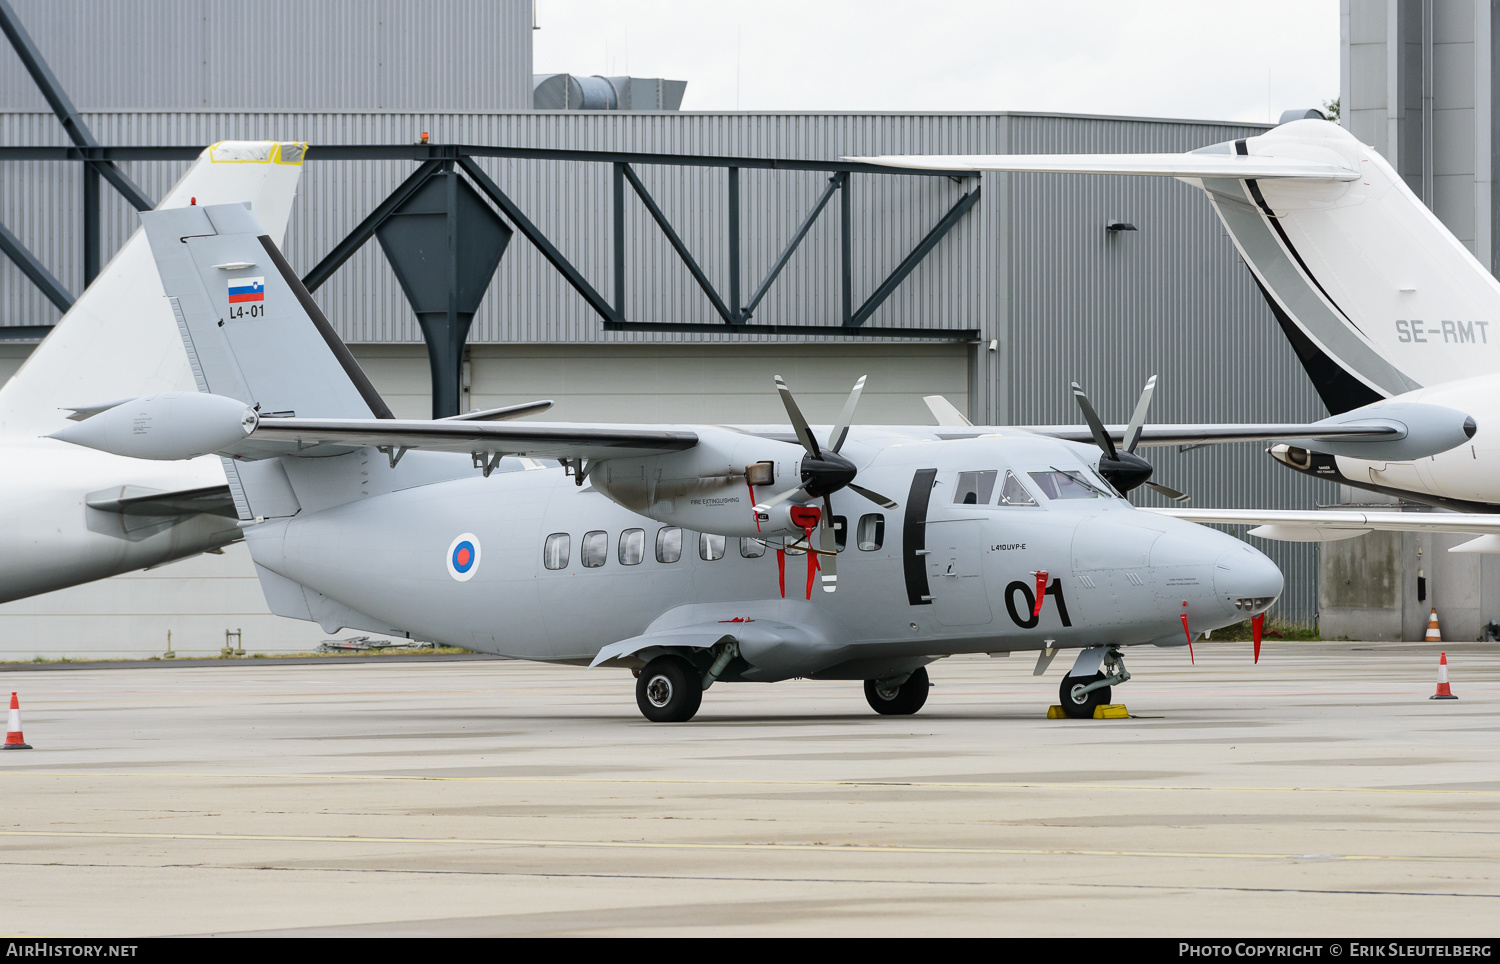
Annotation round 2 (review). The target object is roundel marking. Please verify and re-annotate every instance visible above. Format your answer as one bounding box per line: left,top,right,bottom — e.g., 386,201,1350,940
447,533,481,582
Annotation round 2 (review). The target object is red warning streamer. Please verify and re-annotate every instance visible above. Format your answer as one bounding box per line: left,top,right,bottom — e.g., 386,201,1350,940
1252,613,1264,664
789,505,822,603
1180,609,1195,665
1032,570,1049,619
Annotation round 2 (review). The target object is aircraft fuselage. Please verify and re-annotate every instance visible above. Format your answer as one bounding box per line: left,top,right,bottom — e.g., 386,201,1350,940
242,432,1282,681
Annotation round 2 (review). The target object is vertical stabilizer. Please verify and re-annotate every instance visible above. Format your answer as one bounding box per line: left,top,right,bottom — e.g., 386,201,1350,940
0,142,306,436
1199,121,1500,408
140,202,389,420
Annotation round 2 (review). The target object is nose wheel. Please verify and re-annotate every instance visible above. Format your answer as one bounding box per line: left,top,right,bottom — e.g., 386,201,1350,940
1057,647,1130,719
1059,672,1110,718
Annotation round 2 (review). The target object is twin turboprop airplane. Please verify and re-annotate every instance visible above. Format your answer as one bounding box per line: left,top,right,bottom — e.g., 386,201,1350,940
52,199,1467,724
856,119,1500,548
0,141,304,603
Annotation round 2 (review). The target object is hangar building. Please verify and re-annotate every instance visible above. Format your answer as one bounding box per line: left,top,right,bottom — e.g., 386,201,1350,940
0,0,1338,656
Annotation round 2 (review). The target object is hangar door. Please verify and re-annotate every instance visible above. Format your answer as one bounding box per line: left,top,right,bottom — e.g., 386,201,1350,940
352,343,971,425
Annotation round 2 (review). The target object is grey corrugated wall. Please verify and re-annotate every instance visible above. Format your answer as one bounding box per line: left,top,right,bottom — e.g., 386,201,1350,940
0,109,1330,624
0,0,534,111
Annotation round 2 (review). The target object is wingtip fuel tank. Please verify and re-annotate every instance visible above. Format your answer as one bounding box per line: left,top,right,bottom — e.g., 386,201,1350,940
47,392,258,461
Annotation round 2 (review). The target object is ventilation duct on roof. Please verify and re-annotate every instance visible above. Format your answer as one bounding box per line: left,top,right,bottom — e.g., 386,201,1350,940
533,74,687,111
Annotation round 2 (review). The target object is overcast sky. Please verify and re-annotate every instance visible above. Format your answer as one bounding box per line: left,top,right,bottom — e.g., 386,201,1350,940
534,1,1339,123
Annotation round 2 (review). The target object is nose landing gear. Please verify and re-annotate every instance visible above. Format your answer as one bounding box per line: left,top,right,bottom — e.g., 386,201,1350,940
1057,646,1131,719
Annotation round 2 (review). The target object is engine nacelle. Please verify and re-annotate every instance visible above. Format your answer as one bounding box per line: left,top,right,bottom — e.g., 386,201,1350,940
593,427,814,538
48,392,259,461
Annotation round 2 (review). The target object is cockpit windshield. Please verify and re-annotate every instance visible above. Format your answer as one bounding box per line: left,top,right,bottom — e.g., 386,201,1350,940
1028,468,1114,501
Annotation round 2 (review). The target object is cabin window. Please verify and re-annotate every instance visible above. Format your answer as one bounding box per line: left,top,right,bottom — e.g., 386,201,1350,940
700,532,726,561
953,470,997,505
832,515,848,550
543,533,570,570
998,470,1038,506
1028,469,1111,501
656,526,683,563
739,537,766,558
619,528,645,565
581,530,609,567
857,513,885,551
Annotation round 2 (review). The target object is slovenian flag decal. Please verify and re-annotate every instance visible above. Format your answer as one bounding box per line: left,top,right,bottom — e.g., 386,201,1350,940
227,277,265,304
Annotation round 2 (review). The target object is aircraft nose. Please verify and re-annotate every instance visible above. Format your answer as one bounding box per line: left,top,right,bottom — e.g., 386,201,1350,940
1214,543,1283,617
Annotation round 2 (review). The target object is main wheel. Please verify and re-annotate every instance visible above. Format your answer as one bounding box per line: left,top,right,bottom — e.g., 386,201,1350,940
1058,672,1110,719
864,666,930,716
635,655,703,723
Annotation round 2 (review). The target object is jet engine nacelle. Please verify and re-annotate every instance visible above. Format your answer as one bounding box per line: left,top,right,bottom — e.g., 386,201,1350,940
594,427,812,539
48,392,259,461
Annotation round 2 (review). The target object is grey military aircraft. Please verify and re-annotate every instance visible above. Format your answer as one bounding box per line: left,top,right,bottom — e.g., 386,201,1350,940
51,203,1472,722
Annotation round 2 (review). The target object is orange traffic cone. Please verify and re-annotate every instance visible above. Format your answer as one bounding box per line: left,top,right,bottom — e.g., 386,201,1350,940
1430,652,1458,700
4,692,31,749
1424,608,1442,643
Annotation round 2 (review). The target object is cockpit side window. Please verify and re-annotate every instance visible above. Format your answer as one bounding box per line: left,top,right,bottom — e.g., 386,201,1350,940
998,470,1037,506
1027,469,1111,500
952,470,997,505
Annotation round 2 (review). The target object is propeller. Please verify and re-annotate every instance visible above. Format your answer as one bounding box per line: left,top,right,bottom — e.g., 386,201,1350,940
1070,375,1189,503
760,375,900,595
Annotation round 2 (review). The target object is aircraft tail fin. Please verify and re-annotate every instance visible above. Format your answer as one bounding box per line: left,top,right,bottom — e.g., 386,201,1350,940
857,120,1500,409
140,202,392,523
140,202,390,421
0,142,307,437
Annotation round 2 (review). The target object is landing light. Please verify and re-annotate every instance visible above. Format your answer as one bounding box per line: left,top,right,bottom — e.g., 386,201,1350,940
745,461,775,486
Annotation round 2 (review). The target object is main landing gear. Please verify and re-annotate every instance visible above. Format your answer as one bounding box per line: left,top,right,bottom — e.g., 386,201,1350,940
636,655,703,723
1057,646,1131,719
864,666,930,716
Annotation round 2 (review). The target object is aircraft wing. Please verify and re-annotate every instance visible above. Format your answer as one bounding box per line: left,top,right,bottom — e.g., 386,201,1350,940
844,152,1359,181
957,422,1403,445
1147,507,1500,549
242,417,698,461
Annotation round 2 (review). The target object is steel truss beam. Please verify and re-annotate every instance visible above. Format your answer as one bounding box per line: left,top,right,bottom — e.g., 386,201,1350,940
1,142,980,342
0,218,73,312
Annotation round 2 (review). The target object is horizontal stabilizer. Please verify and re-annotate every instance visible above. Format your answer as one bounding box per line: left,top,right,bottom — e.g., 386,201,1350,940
844,152,1359,181
63,399,136,422
85,483,236,519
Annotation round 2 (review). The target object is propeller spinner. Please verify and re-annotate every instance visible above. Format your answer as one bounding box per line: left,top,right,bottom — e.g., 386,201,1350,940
755,375,899,593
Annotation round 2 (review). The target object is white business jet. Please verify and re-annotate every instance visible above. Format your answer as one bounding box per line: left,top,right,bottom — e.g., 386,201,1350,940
856,119,1500,549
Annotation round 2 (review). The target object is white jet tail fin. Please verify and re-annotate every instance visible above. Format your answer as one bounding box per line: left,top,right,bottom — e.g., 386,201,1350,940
854,120,1500,411
0,142,306,437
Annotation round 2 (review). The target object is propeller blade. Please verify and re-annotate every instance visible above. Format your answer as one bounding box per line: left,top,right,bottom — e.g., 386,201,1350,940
828,375,867,454
820,496,838,592
1122,374,1158,454
1070,381,1118,461
774,375,821,458
753,485,804,512
1144,481,1190,503
848,483,898,509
